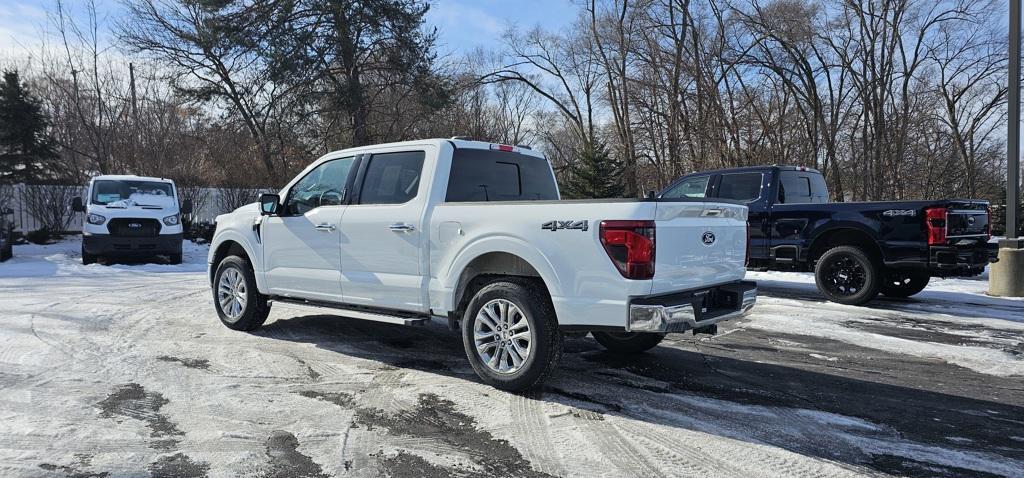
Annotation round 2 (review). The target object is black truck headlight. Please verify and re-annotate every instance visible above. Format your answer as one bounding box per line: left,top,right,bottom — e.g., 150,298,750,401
163,214,180,226
86,213,106,225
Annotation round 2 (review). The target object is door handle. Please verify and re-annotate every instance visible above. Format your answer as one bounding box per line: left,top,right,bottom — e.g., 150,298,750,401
314,223,336,232
389,223,415,232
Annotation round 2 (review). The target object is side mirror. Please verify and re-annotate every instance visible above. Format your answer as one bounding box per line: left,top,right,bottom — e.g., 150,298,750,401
646,191,657,199
71,197,85,212
259,193,280,216
180,199,193,215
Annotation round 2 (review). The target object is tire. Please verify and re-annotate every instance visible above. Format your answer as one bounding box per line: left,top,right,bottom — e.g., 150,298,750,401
213,255,271,331
168,253,183,265
461,278,562,392
592,331,666,354
814,245,881,306
82,245,96,265
880,269,930,298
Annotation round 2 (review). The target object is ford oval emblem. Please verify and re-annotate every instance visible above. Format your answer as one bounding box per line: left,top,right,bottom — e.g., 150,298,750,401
128,223,142,228
701,231,716,246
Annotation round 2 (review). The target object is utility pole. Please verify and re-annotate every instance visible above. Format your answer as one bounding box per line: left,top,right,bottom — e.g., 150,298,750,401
991,0,1024,297
1011,0,1021,240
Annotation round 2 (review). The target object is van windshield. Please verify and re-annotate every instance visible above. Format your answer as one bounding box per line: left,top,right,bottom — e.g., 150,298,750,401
91,180,175,207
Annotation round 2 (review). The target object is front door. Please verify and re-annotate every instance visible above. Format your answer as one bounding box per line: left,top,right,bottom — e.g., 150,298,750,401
263,156,355,302
339,150,427,311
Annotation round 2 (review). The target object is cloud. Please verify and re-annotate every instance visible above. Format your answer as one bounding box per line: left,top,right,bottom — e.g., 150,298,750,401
427,0,506,54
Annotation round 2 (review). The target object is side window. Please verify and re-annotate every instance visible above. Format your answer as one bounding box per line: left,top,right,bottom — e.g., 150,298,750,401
285,157,355,215
778,171,829,204
717,173,763,202
662,175,709,199
358,151,424,205
778,171,810,204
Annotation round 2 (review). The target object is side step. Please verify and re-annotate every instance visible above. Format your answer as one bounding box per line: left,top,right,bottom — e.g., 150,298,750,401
269,296,429,326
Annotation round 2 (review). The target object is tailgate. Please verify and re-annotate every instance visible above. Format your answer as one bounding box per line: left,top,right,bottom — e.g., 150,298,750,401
651,201,748,295
944,201,989,239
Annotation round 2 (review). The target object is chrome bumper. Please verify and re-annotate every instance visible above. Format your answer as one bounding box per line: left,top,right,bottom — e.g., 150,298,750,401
627,283,757,333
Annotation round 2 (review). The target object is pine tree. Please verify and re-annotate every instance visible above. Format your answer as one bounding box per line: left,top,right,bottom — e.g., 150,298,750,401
0,70,58,183
561,141,625,199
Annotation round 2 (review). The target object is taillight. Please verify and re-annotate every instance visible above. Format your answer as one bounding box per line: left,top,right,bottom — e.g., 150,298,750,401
925,207,947,245
490,144,515,152
600,220,655,280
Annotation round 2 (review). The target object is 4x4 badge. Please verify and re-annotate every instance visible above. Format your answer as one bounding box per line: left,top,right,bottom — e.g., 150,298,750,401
541,220,589,232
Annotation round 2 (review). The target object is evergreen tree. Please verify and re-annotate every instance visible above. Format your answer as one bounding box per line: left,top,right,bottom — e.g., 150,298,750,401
560,141,625,199
0,70,58,183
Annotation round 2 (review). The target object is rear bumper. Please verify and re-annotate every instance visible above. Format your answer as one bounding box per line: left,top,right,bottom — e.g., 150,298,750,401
927,244,998,276
884,243,998,277
83,233,183,256
627,281,757,333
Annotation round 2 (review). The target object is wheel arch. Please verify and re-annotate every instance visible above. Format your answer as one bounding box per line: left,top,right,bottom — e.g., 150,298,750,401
807,227,884,264
445,242,561,323
209,236,258,286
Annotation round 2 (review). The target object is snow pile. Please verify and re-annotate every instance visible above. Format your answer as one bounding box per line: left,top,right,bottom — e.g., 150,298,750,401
0,237,208,278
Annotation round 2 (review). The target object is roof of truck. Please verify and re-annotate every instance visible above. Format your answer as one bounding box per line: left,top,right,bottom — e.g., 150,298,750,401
324,138,546,159
91,174,174,183
685,165,822,175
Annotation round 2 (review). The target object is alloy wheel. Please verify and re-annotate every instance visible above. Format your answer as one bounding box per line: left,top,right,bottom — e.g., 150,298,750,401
473,298,533,374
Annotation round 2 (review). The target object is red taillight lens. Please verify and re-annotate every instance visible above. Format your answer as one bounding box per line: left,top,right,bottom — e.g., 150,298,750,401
490,144,515,152
925,207,947,245
600,220,655,280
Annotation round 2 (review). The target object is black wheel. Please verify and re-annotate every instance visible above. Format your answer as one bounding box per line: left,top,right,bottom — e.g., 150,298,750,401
814,246,881,305
82,245,96,265
168,253,183,265
461,278,562,392
880,269,930,298
592,331,666,354
213,255,271,331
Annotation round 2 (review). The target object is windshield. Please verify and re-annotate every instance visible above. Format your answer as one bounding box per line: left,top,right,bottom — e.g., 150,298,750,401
90,180,175,206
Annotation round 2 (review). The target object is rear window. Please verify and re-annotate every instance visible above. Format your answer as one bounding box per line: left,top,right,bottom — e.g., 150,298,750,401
445,149,558,202
778,170,829,204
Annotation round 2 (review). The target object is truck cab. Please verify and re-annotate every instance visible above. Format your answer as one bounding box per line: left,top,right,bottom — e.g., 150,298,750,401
72,175,192,265
661,166,996,305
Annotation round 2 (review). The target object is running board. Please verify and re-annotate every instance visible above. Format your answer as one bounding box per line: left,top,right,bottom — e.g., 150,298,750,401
269,296,429,326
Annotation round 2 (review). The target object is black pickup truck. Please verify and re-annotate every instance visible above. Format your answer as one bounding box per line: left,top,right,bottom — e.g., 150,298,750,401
659,166,997,305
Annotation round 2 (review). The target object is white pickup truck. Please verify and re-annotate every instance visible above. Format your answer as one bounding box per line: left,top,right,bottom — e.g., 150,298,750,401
208,138,756,390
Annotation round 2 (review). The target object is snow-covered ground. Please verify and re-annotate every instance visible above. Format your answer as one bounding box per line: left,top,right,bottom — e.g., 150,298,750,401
0,238,1021,477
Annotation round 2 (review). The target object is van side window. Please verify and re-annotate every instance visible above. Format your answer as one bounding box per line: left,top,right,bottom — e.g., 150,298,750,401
358,151,425,205
662,175,709,199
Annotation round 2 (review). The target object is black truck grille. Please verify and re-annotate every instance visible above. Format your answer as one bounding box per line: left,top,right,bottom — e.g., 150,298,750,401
107,218,161,237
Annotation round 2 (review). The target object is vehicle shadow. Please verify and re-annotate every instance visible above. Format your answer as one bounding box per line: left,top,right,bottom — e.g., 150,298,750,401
257,313,1024,477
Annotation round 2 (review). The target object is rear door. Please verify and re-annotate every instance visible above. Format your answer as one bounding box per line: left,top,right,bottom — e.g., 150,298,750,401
263,156,355,301
339,149,429,311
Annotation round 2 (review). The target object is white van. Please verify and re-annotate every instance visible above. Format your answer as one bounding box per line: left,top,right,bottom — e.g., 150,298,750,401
72,175,192,264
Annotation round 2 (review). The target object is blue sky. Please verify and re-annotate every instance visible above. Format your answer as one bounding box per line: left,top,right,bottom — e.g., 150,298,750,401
0,0,577,57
